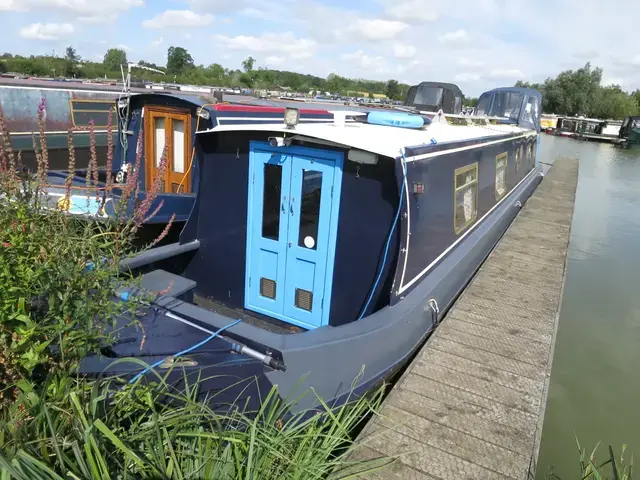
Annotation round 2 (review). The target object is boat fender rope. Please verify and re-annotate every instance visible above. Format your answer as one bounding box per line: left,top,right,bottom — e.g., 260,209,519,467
128,318,242,384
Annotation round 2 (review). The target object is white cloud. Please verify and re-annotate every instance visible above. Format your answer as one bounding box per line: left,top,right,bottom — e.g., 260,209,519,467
116,43,131,52
438,29,470,46
344,18,408,41
341,50,388,72
393,43,416,59
143,10,214,28
383,0,439,23
454,72,481,82
489,69,524,79
1,0,141,21
458,57,484,68
19,22,74,40
265,55,285,66
214,32,316,59
151,37,164,48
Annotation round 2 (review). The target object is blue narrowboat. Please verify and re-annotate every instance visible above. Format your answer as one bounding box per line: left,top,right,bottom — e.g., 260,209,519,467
81,87,544,412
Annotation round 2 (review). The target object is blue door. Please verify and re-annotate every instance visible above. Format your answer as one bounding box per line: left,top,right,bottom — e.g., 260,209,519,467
245,141,343,329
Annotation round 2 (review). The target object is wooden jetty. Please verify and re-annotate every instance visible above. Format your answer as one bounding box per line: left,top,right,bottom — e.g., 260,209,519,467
351,157,579,480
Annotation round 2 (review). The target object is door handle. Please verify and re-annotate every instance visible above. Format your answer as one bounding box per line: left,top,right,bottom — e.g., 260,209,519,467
290,197,295,214
281,196,287,213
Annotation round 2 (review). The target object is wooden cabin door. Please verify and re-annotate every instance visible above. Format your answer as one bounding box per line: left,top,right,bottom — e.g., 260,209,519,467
145,108,191,194
244,141,343,330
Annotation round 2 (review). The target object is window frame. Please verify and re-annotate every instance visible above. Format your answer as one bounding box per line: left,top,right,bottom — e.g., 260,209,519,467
69,98,116,128
453,162,479,235
495,152,508,201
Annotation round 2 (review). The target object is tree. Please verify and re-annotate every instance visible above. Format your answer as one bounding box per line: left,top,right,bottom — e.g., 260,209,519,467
0,61,7,74
65,46,79,63
591,85,637,119
103,48,128,72
167,46,194,75
242,56,255,74
207,63,224,80
386,79,400,100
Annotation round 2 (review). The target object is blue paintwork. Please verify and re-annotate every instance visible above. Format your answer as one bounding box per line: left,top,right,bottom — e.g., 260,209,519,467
245,141,343,329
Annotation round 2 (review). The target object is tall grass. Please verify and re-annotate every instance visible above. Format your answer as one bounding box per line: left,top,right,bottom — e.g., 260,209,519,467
546,440,633,480
0,366,392,479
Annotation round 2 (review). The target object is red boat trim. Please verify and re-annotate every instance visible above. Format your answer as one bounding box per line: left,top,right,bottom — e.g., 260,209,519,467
214,104,330,115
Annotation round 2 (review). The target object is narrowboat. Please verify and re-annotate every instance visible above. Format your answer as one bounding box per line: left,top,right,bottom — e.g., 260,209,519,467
44,92,341,231
402,81,464,114
0,77,123,171
80,87,543,413
614,116,640,148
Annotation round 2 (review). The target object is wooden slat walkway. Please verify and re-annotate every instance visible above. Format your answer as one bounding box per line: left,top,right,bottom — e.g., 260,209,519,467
352,158,579,480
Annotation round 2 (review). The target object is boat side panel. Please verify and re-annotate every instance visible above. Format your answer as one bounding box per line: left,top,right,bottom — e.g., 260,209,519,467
182,131,400,324
394,133,538,299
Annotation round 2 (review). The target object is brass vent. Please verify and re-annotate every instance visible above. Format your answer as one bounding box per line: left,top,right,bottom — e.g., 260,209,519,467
260,277,276,299
295,288,313,312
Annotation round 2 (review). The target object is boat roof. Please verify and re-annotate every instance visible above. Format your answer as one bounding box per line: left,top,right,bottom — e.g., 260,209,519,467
128,92,220,114
198,121,533,159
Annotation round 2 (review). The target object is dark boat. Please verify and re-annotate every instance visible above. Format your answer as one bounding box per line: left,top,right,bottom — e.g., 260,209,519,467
614,115,640,148
403,81,464,114
81,87,544,413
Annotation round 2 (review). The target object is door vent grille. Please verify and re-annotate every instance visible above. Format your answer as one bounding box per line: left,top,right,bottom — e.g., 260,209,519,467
295,288,313,311
260,278,276,299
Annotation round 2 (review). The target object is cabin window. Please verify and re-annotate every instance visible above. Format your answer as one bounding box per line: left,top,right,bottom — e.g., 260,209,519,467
262,164,283,241
413,86,443,108
454,163,478,234
70,99,115,128
298,170,322,250
489,92,524,121
154,117,166,167
495,153,508,200
454,95,462,114
476,94,491,116
172,119,185,173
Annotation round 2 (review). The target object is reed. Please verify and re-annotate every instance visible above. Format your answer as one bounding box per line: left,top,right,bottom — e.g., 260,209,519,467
545,439,633,480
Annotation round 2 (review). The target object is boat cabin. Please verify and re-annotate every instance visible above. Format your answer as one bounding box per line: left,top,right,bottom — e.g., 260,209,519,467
403,82,464,114
476,87,541,128
85,87,544,411
616,116,640,147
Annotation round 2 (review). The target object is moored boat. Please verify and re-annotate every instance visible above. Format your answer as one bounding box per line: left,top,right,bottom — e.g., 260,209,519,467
80,86,544,413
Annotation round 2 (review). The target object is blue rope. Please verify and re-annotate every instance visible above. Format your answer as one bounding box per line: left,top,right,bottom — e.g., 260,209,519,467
357,152,408,320
128,318,242,384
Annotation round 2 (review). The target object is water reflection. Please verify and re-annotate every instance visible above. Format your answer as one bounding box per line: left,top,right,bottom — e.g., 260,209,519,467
536,136,640,478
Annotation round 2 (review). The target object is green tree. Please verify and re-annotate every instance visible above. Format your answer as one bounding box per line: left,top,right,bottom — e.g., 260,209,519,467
103,48,128,72
591,85,637,119
0,61,7,74
167,46,194,75
65,46,79,63
386,79,400,100
242,56,255,74
207,63,225,81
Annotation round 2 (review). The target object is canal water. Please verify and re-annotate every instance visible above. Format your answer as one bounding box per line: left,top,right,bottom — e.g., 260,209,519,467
536,135,640,478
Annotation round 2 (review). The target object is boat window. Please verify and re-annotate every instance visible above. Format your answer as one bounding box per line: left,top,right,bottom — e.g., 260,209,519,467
516,146,521,173
412,86,443,108
621,118,630,129
454,95,462,114
489,92,524,120
521,96,540,126
528,143,534,165
298,170,323,250
632,119,640,130
262,164,282,241
476,93,492,116
172,118,185,173
495,153,508,200
70,99,115,128
454,163,478,234
154,117,166,167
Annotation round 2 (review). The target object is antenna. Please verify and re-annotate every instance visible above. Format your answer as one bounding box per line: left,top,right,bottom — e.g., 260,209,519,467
116,62,166,177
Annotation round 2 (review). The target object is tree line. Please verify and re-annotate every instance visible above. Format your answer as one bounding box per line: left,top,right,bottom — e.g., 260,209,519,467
0,46,410,100
516,62,640,120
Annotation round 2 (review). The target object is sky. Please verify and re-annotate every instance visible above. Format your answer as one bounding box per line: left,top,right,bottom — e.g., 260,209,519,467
0,0,639,96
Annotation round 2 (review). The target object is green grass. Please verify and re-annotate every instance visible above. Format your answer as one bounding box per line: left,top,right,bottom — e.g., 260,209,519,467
546,440,633,480
0,365,393,479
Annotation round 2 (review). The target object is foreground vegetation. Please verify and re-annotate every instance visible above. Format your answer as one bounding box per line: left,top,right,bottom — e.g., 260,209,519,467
546,441,633,480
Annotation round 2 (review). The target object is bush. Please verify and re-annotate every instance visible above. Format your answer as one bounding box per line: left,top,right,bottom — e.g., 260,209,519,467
0,99,172,408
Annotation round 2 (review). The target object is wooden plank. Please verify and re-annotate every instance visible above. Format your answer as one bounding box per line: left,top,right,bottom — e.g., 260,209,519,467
350,158,579,480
